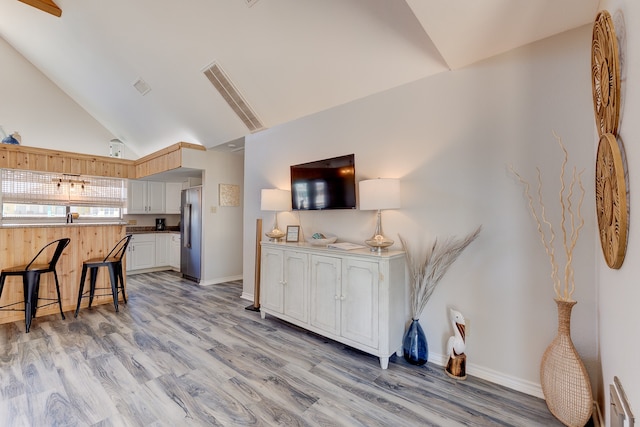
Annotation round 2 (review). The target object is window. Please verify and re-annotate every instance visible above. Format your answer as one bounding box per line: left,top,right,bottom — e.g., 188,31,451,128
1,169,126,221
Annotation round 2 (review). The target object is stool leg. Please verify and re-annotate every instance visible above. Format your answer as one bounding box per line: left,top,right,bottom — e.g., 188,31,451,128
0,273,6,300
24,271,38,333
88,267,99,308
52,270,65,320
75,265,88,317
116,263,127,304
107,264,119,312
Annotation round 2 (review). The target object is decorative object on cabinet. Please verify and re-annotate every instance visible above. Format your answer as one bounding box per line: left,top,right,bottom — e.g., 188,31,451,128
591,10,620,137
307,232,338,246
261,189,291,241
109,138,124,158
2,134,21,145
246,218,262,312
595,133,628,269
1,126,21,145
510,133,593,426
219,184,240,207
359,178,400,253
398,226,481,365
445,308,467,380
286,225,300,242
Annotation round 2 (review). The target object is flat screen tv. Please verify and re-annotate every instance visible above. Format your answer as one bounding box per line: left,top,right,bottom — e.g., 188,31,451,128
290,154,356,210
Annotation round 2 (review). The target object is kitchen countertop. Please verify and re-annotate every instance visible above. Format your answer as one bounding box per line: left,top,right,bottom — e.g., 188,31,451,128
0,222,128,228
126,226,180,234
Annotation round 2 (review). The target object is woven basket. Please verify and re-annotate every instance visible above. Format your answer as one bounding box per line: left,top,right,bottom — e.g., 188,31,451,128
540,299,593,426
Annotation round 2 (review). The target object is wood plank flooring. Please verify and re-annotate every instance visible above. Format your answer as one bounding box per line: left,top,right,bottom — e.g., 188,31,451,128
0,271,564,426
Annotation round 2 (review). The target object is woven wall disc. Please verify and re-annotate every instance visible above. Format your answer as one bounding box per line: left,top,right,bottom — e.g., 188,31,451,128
595,133,627,268
591,10,620,136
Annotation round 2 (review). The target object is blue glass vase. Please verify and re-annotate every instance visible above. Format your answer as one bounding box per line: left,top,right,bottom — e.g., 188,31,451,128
403,318,428,365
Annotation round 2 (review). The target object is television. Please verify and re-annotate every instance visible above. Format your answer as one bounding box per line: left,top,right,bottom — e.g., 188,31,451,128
290,154,356,210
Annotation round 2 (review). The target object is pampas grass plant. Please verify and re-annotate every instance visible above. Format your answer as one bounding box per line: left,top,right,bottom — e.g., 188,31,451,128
399,226,481,320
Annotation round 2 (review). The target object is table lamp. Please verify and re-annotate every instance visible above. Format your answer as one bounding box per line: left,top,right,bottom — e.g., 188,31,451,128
359,178,400,253
261,188,291,241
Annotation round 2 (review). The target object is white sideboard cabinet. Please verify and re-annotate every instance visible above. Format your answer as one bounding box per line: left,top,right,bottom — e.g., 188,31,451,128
260,242,406,369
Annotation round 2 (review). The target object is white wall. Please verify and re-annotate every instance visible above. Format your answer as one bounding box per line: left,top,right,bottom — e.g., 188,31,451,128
183,149,244,285
596,0,640,422
243,26,597,398
0,37,120,157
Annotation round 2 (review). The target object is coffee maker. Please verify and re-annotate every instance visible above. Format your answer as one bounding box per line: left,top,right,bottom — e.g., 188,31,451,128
155,218,166,231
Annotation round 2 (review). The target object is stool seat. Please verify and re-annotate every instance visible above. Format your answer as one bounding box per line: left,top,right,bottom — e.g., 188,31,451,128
2,263,51,273
75,235,132,317
0,238,70,333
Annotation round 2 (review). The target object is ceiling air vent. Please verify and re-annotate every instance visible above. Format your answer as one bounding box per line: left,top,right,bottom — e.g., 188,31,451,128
133,78,151,96
203,62,264,133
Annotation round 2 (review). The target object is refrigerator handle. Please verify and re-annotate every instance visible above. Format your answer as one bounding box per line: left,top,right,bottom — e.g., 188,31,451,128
184,203,192,248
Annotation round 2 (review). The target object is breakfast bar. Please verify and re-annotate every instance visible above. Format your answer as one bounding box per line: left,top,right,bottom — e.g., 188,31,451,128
0,223,127,325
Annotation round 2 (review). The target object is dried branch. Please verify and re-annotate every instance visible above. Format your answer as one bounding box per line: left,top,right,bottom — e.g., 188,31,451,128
400,226,481,319
510,132,585,301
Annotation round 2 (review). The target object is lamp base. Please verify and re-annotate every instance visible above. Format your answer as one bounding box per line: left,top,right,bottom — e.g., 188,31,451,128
365,234,394,253
265,229,286,242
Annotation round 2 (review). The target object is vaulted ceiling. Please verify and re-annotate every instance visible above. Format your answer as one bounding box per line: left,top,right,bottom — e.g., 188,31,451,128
0,0,598,157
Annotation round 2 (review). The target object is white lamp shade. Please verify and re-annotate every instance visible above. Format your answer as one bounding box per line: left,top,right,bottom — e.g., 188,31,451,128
261,188,291,211
359,178,400,211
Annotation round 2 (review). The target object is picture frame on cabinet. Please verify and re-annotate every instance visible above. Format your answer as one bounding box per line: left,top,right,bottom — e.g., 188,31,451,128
286,225,300,242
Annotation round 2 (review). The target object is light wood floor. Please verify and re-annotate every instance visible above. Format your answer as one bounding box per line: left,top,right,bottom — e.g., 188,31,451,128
0,271,564,426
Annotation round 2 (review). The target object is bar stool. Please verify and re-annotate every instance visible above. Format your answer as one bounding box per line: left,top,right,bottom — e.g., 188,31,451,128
0,238,70,333
75,234,132,317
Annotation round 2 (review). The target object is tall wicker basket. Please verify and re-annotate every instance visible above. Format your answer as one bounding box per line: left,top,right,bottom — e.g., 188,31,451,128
540,299,593,426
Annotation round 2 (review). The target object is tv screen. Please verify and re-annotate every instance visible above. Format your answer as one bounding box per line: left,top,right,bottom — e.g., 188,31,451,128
290,154,356,210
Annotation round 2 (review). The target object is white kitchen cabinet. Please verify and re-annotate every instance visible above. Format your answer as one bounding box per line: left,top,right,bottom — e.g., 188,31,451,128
165,182,183,214
260,242,405,369
169,233,181,271
126,234,156,271
127,180,165,214
260,247,308,324
155,234,169,267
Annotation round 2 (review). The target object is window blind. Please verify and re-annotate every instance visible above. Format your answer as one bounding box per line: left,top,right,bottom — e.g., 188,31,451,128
1,169,126,208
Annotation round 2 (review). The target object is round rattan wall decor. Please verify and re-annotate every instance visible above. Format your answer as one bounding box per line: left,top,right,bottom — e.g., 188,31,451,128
596,133,627,269
591,10,620,136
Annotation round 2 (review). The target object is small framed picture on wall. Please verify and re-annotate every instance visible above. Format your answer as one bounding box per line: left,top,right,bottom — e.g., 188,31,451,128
286,225,300,242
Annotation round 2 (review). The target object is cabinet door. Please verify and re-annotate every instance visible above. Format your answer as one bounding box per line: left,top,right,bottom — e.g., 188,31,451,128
310,255,341,335
128,234,157,271
147,181,166,213
260,248,284,314
341,259,379,349
282,251,308,323
169,233,181,270
155,234,169,267
127,180,147,214
165,182,183,214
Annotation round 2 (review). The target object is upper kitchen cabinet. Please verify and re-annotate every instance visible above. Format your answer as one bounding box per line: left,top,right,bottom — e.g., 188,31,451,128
128,180,165,214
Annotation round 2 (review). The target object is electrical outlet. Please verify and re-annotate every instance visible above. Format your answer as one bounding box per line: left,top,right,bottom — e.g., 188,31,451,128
210,206,217,214
128,219,137,225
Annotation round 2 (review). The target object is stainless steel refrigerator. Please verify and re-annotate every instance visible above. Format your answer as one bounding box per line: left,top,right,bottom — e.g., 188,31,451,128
181,187,202,282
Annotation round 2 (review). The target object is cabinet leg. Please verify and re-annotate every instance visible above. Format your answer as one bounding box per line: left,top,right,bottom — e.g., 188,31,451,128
395,348,403,357
260,311,266,320
379,356,389,370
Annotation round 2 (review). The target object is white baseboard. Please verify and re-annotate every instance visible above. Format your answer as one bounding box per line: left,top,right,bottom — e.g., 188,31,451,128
198,274,243,286
428,351,544,398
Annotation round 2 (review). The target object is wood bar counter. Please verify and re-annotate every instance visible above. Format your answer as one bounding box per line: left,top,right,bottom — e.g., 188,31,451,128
0,223,126,325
